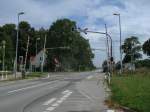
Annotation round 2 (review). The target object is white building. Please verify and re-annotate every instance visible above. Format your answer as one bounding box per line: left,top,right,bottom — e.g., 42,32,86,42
30,50,47,71
124,63,135,71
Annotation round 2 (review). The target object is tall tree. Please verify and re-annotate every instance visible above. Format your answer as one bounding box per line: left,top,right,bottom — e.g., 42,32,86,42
34,27,47,54
143,38,150,56
18,21,37,68
18,21,31,57
122,36,142,63
2,24,16,46
46,19,94,71
0,26,14,70
0,20,95,71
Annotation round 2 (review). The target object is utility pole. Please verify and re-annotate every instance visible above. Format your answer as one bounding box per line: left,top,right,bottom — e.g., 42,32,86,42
105,24,110,71
19,56,24,72
41,35,47,72
35,38,40,72
119,14,123,73
105,24,110,60
106,32,113,73
105,24,111,71
24,36,30,71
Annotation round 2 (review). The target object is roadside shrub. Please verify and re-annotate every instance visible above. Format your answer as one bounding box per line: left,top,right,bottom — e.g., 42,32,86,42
135,59,150,68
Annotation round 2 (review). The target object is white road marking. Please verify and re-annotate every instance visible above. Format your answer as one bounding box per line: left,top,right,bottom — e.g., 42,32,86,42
107,110,115,112
43,90,73,112
7,81,58,94
51,102,59,107
60,96,67,101
46,106,55,111
64,100,88,103
43,98,56,106
79,90,94,102
87,76,93,79
62,90,70,94
57,99,63,104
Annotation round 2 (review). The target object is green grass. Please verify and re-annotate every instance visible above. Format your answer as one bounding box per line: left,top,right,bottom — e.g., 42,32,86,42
0,72,48,84
26,72,48,79
110,73,150,112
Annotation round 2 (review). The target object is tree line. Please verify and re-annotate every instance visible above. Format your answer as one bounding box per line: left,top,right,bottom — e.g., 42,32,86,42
0,19,95,71
102,36,150,71
121,36,150,67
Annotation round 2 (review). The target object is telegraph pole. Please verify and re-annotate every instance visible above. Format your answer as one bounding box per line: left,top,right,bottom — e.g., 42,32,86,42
41,35,47,72
24,36,30,71
105,24,110,57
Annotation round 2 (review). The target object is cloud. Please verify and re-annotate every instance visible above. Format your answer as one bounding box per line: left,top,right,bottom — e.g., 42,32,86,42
80,0,150,66
0,0,149,67
0,0,88,27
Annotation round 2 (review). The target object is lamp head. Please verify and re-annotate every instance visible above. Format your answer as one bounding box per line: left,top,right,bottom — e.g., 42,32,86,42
18,12,25,15
113,13,120,16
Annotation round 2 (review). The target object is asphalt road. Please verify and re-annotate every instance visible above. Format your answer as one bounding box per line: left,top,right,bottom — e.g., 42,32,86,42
0,71,107,112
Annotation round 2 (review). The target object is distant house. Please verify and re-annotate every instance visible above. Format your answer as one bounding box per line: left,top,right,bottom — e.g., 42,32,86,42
124,63,135,71
30,50,47,71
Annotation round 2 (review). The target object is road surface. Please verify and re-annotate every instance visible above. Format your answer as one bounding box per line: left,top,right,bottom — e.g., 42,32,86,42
0,71,108,112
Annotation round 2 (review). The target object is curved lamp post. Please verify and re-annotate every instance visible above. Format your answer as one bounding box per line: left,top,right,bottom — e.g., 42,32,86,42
14,12,25,78
77,27,113,72
77,27,113,61
113,13,123,73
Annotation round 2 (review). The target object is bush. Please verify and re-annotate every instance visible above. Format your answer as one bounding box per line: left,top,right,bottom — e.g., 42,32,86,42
135,59,150,68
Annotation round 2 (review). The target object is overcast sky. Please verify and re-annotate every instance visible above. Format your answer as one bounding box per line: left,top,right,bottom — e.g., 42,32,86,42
0,0,149,67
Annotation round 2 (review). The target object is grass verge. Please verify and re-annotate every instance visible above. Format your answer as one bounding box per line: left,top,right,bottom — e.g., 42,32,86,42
0,72,48,85
26,72,48,79
110,71,150,112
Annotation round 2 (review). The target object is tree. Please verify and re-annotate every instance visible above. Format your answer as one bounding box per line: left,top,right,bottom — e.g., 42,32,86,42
46,19,94,71
122,36,142,63
18,21,42,68
143,38,150,56
18,21,31,57
0,26,14,70
2,24,16,46
0,19,95,72
34,27,48,54
135,59,150,68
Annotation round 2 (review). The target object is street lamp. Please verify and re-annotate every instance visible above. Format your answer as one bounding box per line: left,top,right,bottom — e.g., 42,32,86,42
14,12,25,78
113,13,123,73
